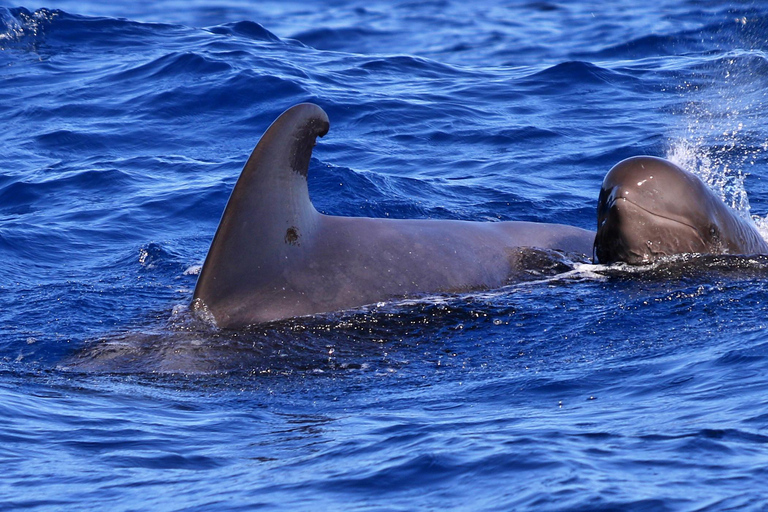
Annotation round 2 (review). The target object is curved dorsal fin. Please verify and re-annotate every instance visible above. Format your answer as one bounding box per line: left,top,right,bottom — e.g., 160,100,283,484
193,103,330,321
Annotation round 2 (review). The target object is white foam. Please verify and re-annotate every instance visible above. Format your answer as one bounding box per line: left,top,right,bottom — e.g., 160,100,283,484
183,264,202,275
187,298,218,328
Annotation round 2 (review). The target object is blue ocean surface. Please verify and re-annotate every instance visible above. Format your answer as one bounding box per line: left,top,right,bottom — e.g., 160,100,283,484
3,0,768,509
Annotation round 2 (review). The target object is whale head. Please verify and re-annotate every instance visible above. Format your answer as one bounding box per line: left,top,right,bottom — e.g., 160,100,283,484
593,156,730,265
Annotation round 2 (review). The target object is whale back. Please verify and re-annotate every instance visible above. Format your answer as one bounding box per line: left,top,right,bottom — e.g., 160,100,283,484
193,104,329,324
192,103,596,328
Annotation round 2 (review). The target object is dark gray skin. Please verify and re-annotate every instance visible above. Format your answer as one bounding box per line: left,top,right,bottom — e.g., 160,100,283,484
193,103,594,328
593,156,768,265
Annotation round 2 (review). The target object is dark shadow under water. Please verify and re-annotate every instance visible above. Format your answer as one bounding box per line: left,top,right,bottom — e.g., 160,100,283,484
61,251,768,375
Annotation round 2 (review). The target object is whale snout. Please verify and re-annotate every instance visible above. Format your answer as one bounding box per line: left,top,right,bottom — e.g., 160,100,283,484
594,190,657,264
594,156,713,264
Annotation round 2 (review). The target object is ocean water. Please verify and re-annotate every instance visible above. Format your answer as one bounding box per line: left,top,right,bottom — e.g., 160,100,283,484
3,0,768,509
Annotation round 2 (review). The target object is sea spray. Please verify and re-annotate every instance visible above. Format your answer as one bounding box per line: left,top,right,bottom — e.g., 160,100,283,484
667,48,768,239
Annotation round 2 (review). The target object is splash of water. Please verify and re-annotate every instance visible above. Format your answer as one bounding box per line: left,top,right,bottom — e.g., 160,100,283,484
666,49,768,240
0,8,57,45
666,137,752,217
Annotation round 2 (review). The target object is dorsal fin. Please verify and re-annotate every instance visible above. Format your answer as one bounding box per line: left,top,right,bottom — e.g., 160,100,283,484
193,103,329,321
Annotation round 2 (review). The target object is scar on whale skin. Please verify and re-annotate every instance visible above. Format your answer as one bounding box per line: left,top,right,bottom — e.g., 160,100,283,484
284,226,300,245
191,103,595,328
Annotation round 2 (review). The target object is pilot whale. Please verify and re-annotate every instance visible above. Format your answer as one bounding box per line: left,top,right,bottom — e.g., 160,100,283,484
192,105,768,327
593,156,768,264
192,103,595,328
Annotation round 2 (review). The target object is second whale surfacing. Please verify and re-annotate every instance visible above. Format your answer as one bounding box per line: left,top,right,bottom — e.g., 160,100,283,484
593,156,768,265
192,103,594,328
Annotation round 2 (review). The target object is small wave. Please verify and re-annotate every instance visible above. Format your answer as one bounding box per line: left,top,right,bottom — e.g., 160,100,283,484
125,70,308,121
206,20,280,42
0,7,58,49
0,8,186,54
580,33,693,61
577,13,768,61
522,60,637,91
35,129,111,152
427,125,560,147
0,167,133,209
292,26,393,53
135,242,184,271
47,12,182,48
0,7,26,42
358,55,472,78
110,52,232,81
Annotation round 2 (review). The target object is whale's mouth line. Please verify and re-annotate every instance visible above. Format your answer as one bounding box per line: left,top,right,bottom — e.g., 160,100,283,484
616,196,699,233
